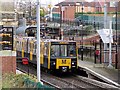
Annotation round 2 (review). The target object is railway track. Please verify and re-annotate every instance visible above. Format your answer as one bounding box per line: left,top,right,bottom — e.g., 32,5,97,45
17,62,117,90
42,72,87,89
17,67,61,90
17,67,97,89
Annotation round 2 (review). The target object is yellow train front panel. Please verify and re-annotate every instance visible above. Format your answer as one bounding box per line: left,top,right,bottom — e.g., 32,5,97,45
56,59,71,69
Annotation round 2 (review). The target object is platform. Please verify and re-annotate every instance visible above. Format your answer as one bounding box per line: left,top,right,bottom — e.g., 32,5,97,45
78,60,120,87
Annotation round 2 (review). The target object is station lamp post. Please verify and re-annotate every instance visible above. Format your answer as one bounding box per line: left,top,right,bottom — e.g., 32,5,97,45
115,2,118,69
81,2,84,61
59,5,62,40
36,0,41,83
75,2,84,60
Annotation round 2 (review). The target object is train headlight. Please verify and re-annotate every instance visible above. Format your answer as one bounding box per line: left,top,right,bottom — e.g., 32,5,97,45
53,62,56,65
72,62,74,65
51,61,56,65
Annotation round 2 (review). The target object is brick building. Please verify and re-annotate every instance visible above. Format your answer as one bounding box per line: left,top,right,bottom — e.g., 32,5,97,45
52,1,95,20
52,0,120,20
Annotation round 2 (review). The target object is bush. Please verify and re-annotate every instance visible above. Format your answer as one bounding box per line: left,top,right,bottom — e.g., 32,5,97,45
2,73,36,88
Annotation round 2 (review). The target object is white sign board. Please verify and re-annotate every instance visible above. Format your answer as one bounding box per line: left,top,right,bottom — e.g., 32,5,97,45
97,29,113,43
110,1,116,7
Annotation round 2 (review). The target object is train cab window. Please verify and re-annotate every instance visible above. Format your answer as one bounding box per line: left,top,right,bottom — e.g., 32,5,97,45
68,45,76,56
28,30,35,37
51,44,76,57
60,45,67,57
51,45,60,56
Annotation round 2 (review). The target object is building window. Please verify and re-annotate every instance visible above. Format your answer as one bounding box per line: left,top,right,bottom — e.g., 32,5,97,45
88,6,91,12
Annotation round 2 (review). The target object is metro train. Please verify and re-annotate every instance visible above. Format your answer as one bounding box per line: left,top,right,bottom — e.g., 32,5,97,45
14,36,78,72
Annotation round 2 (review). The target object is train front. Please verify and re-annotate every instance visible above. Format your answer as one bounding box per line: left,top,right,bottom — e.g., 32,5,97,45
50,41,78,73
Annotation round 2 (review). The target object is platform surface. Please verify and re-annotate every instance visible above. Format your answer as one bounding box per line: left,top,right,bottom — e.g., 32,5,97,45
78,60,119,86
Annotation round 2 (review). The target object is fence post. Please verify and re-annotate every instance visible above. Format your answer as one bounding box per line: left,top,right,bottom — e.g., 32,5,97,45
90,47,92,57
100,39,102,64
115,43,118,69
86,47,87,56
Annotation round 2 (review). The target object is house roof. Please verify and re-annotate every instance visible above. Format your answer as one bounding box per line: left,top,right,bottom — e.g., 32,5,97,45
55,1,99,7
55,0,116,7
55,2,77,6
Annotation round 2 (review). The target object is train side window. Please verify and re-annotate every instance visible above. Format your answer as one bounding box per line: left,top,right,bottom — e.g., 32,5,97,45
40,42,44,55
28,42,30,53
30,42,33,52
32,42,34,53
35,42,37,54
33,42,36,54
16,41,19,50
24,41,27,52
44,43,48,56
22,41,24,50
19,41,21,50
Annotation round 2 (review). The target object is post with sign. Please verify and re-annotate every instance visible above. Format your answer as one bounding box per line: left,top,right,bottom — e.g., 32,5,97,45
104,0,108,65
97,22,113,68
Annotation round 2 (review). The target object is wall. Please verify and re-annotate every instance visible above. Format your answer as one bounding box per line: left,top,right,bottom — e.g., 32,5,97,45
0,50,16,75
118,47,120,69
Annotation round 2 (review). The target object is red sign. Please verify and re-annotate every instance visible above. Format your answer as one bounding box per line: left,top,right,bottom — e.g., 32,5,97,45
22,58,28,65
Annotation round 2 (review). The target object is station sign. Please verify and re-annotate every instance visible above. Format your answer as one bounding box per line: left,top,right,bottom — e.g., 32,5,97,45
97,29,113,43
